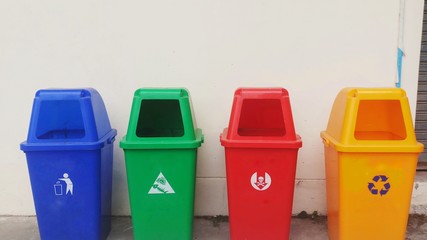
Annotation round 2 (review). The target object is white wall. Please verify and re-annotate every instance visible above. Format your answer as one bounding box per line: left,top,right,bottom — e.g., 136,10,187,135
0,0,424,216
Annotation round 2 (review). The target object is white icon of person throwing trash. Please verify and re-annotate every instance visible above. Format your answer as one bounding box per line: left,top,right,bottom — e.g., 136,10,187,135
59,173,73,195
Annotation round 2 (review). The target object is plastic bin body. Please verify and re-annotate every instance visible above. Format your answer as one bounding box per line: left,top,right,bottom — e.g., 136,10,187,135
321,88,423,240
20,89,117,240
220,88,302,240
120,88,203,240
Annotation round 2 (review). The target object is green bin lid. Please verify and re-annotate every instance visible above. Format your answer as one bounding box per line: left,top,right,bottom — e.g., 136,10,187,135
120,88,203,149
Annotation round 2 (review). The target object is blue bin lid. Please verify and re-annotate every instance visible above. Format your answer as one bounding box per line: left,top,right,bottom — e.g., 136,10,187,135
20,88,117,151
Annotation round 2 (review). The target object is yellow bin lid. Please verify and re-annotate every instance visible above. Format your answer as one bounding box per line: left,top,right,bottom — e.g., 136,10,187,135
321,88,424,152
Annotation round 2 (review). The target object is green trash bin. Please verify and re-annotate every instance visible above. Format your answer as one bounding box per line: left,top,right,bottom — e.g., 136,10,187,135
120,88,203,240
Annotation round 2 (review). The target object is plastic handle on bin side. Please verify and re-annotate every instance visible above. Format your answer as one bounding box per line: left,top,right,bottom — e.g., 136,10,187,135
107,135,116,144
322,136,330,147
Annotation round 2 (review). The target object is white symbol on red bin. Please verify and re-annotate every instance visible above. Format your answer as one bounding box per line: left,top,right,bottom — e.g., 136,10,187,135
251,172,271,191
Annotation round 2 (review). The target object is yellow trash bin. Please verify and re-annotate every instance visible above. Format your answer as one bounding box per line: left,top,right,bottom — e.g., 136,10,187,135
321,88,423,240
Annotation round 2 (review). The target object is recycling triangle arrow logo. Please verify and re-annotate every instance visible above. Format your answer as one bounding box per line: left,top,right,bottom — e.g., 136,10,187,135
368,175,390,196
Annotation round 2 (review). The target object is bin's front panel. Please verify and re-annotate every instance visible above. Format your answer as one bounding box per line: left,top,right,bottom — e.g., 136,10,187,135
25,148,112,240
124,148,197,240
224,147,298,240
326,151,418,240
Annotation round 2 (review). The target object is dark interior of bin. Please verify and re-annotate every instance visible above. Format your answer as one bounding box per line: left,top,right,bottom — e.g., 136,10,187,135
136,100,184,137
36,100,85,139
238,99,286,136
354,100,406,140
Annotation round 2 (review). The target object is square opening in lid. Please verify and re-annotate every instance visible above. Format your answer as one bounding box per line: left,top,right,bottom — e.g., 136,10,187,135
354,100,406,140
238,99,286,137
136,100,185,137
36,100,85,139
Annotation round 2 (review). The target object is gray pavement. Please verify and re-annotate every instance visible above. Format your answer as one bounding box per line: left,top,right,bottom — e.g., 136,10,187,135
0,215,426,239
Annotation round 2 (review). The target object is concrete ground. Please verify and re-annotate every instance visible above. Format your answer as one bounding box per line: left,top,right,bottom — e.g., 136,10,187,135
0,214,426,240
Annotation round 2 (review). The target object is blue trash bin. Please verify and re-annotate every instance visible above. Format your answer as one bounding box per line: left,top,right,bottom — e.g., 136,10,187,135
20,89,117,240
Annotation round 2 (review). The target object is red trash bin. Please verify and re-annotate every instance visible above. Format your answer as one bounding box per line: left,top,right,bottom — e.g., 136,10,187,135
220,88,302,240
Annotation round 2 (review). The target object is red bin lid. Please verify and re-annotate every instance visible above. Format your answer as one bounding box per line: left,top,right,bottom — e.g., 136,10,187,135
220,88,302,149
